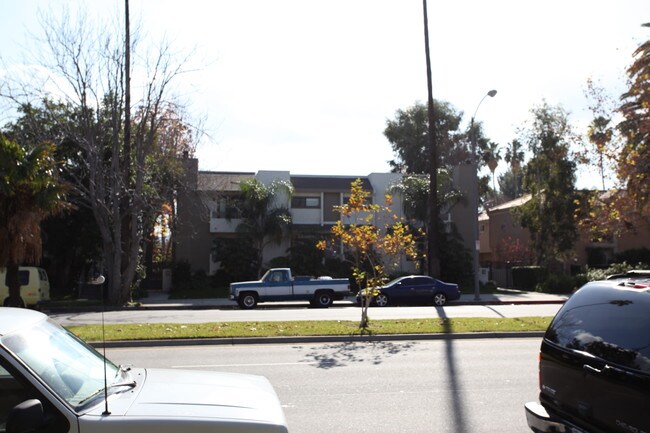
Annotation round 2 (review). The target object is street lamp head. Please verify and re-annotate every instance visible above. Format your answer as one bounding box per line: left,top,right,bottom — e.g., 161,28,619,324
488,89,497,97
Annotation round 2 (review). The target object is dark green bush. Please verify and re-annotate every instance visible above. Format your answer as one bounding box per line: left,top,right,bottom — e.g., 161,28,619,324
171,260,192,292
536,273,578,294
614,248,650,267
481,280,497,292
512,266,547,290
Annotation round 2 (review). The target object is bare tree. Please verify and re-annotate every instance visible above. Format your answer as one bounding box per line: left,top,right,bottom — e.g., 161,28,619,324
2,5,196,304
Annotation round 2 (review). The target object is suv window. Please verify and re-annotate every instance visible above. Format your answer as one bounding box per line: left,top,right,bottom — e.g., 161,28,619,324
545,284,650,373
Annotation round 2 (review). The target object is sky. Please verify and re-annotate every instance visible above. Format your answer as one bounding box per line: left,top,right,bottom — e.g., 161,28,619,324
1,0,648,189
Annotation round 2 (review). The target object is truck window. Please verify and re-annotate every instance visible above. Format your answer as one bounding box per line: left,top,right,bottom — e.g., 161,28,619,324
267,270,290,283
0,360,32,432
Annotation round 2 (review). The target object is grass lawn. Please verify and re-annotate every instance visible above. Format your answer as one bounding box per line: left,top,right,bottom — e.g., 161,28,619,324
66,316,552,342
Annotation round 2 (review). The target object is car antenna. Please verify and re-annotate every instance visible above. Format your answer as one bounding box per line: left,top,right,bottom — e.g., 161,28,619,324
89,274,110,415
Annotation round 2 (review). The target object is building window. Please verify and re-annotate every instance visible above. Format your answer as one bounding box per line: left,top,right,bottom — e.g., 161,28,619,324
211,197,243,219
292,196,321,209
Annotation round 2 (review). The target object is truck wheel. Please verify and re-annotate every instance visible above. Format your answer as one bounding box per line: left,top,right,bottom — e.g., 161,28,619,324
238,293,258,309
314,291,333,308
433,292,447,307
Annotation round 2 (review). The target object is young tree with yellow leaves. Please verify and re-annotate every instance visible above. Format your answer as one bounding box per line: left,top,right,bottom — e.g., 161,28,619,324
317,179,421,330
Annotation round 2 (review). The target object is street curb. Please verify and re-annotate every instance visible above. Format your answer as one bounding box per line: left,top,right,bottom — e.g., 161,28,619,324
91,331,545,349
45,299,566,314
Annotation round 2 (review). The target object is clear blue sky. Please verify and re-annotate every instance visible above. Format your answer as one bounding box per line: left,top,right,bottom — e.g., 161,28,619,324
1,0,647,189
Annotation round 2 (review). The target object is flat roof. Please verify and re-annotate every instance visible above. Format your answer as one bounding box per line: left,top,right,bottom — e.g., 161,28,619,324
290,176,372,192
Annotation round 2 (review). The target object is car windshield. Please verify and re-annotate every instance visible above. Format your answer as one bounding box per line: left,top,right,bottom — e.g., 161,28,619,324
1,317,122,410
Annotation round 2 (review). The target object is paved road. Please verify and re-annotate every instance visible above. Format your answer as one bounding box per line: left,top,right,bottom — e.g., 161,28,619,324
106,337,541,433
50,303,563,326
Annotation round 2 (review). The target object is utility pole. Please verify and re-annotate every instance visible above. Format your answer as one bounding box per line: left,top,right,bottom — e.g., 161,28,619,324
422,0,440,277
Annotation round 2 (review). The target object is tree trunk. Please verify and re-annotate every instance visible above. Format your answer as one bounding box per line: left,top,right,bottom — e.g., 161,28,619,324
3,262,25,308
359,295,371,331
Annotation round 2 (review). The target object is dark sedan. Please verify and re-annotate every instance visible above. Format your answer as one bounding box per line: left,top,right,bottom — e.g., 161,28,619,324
357,275,461,307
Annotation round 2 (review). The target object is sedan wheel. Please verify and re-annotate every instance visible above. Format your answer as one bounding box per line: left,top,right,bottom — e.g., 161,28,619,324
375,293,389,307
433,292,447,307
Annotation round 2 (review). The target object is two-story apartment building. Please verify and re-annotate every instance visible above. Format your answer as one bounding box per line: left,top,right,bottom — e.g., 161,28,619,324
175,158,648,287
175,159,417,277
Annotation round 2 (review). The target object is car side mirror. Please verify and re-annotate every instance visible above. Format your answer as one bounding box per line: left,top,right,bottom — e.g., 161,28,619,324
7,399,44,433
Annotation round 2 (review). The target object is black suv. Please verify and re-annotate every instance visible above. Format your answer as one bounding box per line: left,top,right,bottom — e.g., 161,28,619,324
525,280,650,433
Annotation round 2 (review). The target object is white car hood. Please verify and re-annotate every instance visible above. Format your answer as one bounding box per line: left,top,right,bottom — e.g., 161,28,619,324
81,368,288,432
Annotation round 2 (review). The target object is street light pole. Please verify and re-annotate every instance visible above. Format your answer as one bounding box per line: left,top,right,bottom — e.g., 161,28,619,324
471,89,496,300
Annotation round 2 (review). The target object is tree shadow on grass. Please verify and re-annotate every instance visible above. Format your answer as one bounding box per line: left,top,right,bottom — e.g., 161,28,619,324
296,340,417,369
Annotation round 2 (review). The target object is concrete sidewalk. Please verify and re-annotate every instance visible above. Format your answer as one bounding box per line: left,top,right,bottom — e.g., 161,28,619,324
137,288,569,310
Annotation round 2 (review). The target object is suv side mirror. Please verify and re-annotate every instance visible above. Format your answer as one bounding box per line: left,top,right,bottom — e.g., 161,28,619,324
7,399,44,433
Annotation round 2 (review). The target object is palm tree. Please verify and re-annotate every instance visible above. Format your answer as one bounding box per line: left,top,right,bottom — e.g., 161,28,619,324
482,141,502,194
234,178,293,277
504,139,525,198
0,136,68,307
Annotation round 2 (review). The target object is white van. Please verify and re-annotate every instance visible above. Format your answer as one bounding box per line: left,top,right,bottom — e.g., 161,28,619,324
0,266,51,307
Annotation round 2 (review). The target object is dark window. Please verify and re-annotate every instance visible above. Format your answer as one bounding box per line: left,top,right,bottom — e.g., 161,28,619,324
4,271,29,287
0,358,70,433
412,277,432,286
0,362,31,432
323,193,341,222
546,284,650,373
292,196,320,209
18,272,28,286
212,197,243,219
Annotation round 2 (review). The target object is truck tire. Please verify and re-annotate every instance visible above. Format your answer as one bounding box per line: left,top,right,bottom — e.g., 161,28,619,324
313,290,333,308
238,293,258,309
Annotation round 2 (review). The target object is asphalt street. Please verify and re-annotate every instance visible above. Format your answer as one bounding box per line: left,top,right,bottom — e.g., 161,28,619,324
106,337,543,433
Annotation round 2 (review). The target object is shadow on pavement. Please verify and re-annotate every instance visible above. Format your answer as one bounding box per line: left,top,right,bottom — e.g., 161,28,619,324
296,340,417,369
436,306,469,433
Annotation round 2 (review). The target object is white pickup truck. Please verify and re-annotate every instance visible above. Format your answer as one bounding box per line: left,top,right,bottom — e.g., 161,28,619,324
0,307,288,433
230,268,351,309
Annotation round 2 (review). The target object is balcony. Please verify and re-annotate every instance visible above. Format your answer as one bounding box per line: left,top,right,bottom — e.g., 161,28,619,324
210,218,242,233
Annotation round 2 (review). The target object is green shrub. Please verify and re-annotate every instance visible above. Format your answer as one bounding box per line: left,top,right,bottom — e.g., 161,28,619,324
536,273,577,294
581,261,648,282
614,248,650,267
481,280,497,292
512,266,547,290
573,274,589,289
171,260,192,292
191,270,210,291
